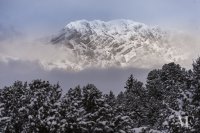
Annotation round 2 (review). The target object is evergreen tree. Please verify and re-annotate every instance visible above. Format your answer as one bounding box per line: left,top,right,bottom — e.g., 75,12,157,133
192,57,200,105
82,84,102,113
159,63,192,132
0,80,62,133
192,57,200,131
124,74,148,127
146,69,164,128
105,91,116,107
26,80,62,133
116,91,125,106
0,81,28,133
146,69,163,100
59,86,84,133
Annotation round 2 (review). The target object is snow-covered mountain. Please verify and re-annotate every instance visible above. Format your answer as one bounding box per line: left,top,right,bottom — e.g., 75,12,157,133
49,19,182,71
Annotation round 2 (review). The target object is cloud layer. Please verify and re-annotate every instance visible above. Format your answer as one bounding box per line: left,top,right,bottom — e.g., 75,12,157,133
0,25,199,70
0,59,150,94
0,20,200,93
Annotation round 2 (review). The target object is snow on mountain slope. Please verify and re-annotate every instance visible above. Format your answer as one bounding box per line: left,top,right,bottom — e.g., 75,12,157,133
49,19,183,71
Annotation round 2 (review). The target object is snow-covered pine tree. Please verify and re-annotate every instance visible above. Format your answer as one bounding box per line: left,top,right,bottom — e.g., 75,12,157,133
124,74,148,127
82,84,103,113
26,80,62,133
82,84,113,132
59,86,85,132
0,81,28,133
104,91,116,107
192,57,200,105
0,80,62,133
146,69,163,100
158,62,192,132
191,57,200,131
146,69,165,128
116,91,125,106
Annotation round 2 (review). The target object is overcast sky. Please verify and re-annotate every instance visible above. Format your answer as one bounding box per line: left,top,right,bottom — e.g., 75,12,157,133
1,0,200,36
0,0,200,94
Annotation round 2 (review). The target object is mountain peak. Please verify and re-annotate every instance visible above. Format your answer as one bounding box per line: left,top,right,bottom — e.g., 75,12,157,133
62,19,150,36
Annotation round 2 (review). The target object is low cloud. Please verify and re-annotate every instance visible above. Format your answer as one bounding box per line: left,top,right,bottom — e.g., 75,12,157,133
166,29,200,68
0,27,199,70
0,23,200,93
0,38,76,70
0,59,149,94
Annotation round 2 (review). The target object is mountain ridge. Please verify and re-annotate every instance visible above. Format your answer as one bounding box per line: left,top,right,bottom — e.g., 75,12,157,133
49,19,182,71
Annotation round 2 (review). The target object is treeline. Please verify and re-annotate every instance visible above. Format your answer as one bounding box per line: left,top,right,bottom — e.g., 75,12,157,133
1,58,200,133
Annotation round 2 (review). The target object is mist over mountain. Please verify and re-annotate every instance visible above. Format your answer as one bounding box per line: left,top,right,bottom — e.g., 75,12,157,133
1,19,199,95
1,19,199,73
49,20,183,71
